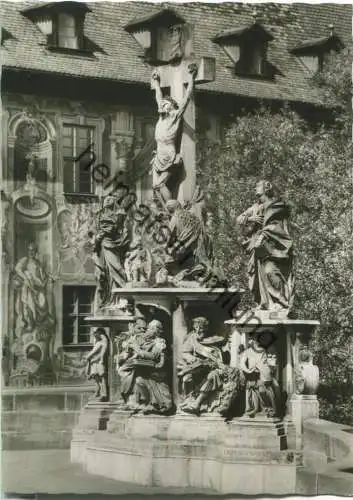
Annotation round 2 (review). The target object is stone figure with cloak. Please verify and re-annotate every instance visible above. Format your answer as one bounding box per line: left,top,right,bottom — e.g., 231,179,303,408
162,199,215,284
92,196,130,309
178,317,244,415
236,180,294,312
117,319,172,414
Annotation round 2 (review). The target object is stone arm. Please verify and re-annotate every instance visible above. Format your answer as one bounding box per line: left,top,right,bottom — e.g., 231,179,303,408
177,65,197,118
236,204,263,226
14,258,30,282
151,71,164,110
86,342,101,362
240,351,256,375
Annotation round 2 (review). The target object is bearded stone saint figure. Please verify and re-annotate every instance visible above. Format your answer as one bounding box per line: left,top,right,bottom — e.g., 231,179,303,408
177,317,239,415
150,64,197,204
117,319,172,414
236,180,294,312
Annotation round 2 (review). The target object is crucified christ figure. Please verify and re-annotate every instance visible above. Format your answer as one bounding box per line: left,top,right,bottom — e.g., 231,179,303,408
150,63,198,205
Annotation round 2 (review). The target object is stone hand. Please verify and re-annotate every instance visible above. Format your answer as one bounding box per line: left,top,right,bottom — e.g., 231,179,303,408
188,63,198,80
151,70,161,86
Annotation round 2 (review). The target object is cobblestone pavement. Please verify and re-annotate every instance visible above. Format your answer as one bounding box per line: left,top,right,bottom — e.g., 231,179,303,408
3,449,218,497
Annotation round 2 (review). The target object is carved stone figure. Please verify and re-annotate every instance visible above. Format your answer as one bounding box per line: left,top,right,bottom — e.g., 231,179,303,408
85,328,109,402
240,333,280,418
164,200,214,284
237,180,294,312
124,237,152,284
117,319,172,414
14,242,54,334
178,317,241,415
92,196,130,309
150,64,197,204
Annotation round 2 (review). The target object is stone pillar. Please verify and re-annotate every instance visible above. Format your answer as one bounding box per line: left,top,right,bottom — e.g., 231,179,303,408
287,327,320,446
172,301,187,407
229,327,246,368
109,110,134,189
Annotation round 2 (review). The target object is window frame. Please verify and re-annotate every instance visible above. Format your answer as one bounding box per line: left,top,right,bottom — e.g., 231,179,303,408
62,123,95,195
62,285,95,347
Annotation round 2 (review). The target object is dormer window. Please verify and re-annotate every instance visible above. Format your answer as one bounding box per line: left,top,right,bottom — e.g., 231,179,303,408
212,22,274,78
21,2,91,53
291,26,344,74
124,8,188,65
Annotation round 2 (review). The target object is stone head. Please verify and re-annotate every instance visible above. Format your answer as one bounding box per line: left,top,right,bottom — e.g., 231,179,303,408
159,97,178,115
27,242,38,258
255,180,274,202
166,200,181,214
134,317,147,335
94,327,106,341
146,319,163,337
192,317,209,338
103,196,116,209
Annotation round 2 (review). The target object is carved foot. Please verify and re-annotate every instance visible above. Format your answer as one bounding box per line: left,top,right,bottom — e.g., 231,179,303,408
180,402,201,415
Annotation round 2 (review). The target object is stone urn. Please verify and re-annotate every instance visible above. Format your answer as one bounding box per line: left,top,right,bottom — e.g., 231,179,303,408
296,349,319,395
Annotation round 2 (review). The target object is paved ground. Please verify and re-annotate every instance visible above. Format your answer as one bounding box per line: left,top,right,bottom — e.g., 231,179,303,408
3,449,218,497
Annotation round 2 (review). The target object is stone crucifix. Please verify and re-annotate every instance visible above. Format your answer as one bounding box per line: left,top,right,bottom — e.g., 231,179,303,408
149,26,215,206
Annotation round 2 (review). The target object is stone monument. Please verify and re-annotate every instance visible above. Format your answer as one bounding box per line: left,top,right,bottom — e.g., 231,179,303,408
71,11,320,494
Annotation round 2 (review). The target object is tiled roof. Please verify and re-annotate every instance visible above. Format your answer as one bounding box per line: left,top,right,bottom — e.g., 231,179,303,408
1,1,351,106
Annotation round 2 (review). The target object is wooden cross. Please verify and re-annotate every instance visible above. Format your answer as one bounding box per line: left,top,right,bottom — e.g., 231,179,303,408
155,29,215,204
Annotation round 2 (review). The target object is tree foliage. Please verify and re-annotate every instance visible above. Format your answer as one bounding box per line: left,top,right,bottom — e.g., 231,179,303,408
196,47,353,424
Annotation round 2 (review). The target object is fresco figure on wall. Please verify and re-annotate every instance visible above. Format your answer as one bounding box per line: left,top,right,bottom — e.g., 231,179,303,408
14,242,54,334
150,64,197,204
237,180,294,312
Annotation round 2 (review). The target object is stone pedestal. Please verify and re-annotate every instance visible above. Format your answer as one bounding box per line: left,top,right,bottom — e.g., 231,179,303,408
81,412,300,494
70,402,119,464
288,395,319,447
226,313,320,440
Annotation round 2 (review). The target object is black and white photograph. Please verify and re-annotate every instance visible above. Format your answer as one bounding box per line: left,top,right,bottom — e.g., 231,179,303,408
1,0,353,496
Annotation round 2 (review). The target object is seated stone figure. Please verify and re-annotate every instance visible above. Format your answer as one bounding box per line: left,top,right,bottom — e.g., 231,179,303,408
239,332,280,418
117,319,172,414
178,317,241,415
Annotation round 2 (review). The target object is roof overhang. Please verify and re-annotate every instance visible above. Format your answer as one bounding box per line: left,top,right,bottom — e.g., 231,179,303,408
21,1,91,19
124,8,185,33
212,22,274,45
291,34,344,54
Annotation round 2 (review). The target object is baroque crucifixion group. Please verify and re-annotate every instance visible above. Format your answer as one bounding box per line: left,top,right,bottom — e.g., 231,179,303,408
82,66,295,419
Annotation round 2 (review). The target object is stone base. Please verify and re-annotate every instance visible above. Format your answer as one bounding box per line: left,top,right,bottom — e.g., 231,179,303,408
70,402,120,464
2,385,93,450
72,411,301,494
288,395,319,448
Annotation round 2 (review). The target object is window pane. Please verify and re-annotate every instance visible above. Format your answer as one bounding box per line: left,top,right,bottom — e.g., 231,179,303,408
63,160,75,193
58,13,78,49
62,286,95,345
